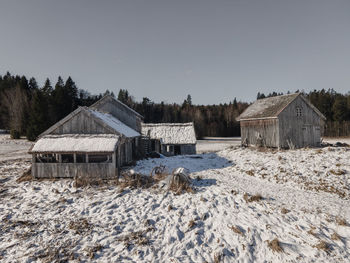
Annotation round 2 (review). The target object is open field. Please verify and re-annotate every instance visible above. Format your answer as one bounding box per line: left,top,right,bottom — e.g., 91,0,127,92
0,135,350,262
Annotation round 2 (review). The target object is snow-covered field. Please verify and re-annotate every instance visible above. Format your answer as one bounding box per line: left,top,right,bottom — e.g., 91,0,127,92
1,135,350,262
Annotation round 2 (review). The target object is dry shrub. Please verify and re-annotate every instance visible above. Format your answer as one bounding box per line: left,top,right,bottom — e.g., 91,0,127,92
267,238,283,253
68,218,92,234
336,216,347,226
168,205,173,211
281,208,289,214
74,176,106,188
17,167,33,183
331,232,341,241
314,240,330,253
150,165,168,181
168,170,194,195
329,169,346,176
228,225,244,236
119,172,155,190
243,193,262,203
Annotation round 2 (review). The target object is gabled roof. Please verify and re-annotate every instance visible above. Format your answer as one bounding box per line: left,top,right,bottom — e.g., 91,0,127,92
90,94,144,119
237,93,326,121
141,123,196,144
38,107,140,138
30,134,119,153
87,109,140,137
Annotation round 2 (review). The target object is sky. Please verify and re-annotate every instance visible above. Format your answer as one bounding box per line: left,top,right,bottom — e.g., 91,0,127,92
0,0,349,104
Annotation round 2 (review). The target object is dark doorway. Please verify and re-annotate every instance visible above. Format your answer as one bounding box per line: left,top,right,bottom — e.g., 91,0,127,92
174,145,181,155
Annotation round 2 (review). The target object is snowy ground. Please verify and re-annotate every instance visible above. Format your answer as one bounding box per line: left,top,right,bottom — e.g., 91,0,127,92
0,136,350,262
0,135,33,162
196,137,241,153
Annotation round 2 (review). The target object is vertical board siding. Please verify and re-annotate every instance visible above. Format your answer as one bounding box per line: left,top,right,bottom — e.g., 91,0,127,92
240,119,279,147
278,96,321,148
32,163,117,179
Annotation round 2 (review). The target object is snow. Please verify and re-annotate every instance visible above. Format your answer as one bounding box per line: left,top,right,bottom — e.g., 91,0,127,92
30,134,120,153
89,109,140,138
0,135,33,161
141,123,196,144
197,137,241,153
0,135,350,262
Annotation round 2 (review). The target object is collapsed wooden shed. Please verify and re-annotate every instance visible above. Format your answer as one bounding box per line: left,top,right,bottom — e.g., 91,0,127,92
141,123,197,156
236,93,326,149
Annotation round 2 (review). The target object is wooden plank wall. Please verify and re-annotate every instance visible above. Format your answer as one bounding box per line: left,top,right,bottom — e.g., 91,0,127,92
278,96,322,148
32,163,116,179
240,119,279,147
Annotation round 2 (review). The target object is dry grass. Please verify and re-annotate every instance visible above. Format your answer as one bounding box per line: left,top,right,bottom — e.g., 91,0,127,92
117,230,150,249
213,252,222,263
228,225,244,236
267,238,283,253
119,173,155,190
86,244,103,259
331,232,341,241
188,219,196,229
281,208,289,214
329,169,346,176
243,193,263,203
68,218,92,234
314,240,331,253
245,170,255,176
336,216,347,226
16,167,33,183
168,172,194,195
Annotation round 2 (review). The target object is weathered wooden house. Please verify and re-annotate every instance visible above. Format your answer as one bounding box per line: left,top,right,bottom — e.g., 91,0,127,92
29,95,142,178
141,123,196,156
236,93,326,149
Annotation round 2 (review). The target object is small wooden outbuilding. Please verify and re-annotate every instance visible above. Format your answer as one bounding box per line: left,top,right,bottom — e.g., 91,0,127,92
141,123,197,156
30,96,143,179
236,93,326,149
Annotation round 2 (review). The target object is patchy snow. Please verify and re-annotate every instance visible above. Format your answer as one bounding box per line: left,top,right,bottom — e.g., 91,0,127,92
141,123,196,144
0,135,33,161
197,137,241,153
0,135,350,262
89,109,140,138
30,134,119,153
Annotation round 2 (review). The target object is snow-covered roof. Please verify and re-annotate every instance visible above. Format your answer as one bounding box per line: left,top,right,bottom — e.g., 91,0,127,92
141,123,196,145
237,93,300,121
88,109,140,138
30,134,119,153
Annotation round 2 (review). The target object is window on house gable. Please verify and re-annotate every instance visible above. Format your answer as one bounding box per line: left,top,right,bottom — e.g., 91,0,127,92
296,107,302,117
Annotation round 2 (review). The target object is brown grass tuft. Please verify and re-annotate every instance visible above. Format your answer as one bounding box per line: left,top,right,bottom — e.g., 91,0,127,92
228,225,244,236
16,167,33,183
336,216,347,226
314,240,330,253
68,218,92,234
86,244,103,259
267,238,283,253
331,232,341,241
188,219,196,229
329,169,346,176
281,208,289,214
243,193,263,203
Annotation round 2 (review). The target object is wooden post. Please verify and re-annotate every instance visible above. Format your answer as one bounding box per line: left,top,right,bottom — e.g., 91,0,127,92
73,153,77,163
58,154,62,163
86,154,89,163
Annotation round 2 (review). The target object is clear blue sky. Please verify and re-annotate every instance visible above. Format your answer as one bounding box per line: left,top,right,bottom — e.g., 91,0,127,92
1,0,349,104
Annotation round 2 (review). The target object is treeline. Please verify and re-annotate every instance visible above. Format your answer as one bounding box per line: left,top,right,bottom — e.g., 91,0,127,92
0,72,100,140
0,72,349,140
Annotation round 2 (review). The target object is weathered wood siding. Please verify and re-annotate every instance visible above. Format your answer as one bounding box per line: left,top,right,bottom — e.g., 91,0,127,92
118,140,133,166
240,119,279,147
50,111,112,135
180,144,196,155
91,100,142,132
32,163,117,179
278,96,321,148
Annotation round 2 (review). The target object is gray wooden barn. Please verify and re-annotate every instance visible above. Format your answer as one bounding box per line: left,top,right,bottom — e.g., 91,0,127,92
237,93,326,149
141,123,197,156
29,95,143,178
